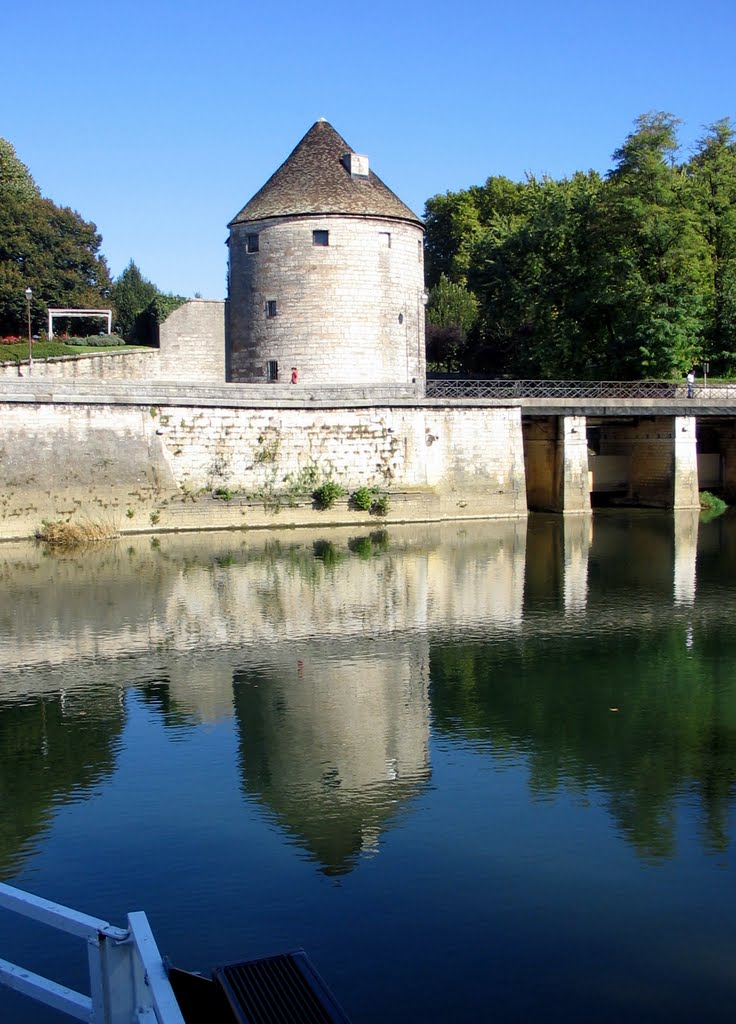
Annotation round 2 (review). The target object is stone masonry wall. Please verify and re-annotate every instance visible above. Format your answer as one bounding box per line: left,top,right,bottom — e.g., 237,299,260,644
156,299,226,382
0,348,161,381
0,400,526,539
228,215,425,388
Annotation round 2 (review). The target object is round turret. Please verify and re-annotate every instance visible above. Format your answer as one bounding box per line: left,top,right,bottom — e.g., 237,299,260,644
227,121,425,390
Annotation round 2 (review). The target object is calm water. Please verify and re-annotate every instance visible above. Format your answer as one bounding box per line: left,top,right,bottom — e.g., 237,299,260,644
0,512,735,1022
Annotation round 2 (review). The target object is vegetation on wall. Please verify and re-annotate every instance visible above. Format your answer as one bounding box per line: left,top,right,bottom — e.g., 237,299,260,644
424,113,736,380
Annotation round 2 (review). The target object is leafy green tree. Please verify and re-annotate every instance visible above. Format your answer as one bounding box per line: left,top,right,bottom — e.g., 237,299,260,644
688,119,736,372
0,138,40,203
0,137,112,336
424,189,485,287
602,112,708,377
426,273,479,334
424,113,735,380
112,260,160,340
470,172,611,377
425,273,480,372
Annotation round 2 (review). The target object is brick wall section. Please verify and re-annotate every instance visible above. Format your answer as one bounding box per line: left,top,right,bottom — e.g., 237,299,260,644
0,349,161,381
0,400,527,539
228,215,425,389
158,405,525,508
156,299,226,382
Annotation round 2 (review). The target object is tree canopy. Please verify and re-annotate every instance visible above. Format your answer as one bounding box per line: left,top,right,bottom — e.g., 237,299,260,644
111,260,160,341
425,113,736,379
0,138,112,336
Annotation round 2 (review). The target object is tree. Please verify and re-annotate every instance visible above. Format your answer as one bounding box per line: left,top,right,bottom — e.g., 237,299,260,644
425,273,479,372
470,172,611,378
0,138,40,203
424,189,484,287
111,261,160,340
0,137,112,336
601,113,708,377
688,119,736,372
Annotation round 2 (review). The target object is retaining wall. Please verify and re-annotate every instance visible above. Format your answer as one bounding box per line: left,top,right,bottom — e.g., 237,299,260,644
0,396,527,540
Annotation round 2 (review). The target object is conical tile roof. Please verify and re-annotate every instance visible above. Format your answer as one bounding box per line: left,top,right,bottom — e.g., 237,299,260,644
229,120,422,227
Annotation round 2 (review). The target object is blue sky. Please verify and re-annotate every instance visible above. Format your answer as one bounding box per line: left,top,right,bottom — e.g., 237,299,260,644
4,0,735,299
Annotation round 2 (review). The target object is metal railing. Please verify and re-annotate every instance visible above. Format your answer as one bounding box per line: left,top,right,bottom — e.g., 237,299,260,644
425,379,736,400
0,881,185,1024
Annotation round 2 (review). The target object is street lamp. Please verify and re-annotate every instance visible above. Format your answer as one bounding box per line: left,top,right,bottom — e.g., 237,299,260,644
24,287,33,376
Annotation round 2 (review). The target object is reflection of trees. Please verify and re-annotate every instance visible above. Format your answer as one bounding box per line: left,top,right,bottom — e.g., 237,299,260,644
0,691,124,875
429,626,736,861
232,654,430,876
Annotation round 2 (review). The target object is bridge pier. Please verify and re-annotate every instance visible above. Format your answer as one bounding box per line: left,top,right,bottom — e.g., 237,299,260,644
698,419,736,502
523,415,591,513
595,416,699,508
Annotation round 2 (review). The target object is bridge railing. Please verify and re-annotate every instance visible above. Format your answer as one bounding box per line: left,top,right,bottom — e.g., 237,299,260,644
425,379,736,400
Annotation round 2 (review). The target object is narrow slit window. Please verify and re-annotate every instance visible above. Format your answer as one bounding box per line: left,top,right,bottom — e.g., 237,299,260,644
266,360,279,382
266,300,277,318
246,234,259,253
312,230,329,246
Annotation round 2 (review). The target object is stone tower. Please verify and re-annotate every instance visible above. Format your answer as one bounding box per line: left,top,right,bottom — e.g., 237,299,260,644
227,120,426,390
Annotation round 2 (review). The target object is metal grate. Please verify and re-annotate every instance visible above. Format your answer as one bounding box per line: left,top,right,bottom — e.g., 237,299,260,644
214,951,351,1024
425,379,736,400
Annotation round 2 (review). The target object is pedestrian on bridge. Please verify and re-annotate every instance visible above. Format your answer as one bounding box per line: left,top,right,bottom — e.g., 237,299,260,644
687,369,695,398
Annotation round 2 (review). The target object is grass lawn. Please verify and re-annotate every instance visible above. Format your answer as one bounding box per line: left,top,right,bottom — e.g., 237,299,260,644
0,342,142,364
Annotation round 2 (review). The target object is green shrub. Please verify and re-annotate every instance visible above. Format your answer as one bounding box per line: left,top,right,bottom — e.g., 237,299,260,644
65,334,126,347
312,480,345,510
371,494,391,517
214,486,234,501
133,294,187,344
351,486,376,511
699,490,727,520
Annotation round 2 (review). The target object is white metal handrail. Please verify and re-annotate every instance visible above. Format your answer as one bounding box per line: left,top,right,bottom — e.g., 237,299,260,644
0,882,185,1024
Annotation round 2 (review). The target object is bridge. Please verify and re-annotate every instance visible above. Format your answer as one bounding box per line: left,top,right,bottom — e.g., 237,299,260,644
425,378,736,412
426,379,736,512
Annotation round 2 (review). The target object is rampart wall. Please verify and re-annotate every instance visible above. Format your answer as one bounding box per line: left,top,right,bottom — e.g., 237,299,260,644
0,394,527,540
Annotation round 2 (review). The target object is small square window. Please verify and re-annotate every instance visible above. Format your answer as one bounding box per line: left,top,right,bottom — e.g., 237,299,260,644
246,234,259,253
265,300,277,318
266,360,279,382
379,232,391,247
312,230,329,246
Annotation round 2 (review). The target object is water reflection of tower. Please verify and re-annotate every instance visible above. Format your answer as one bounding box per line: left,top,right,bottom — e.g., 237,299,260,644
232,638,430,876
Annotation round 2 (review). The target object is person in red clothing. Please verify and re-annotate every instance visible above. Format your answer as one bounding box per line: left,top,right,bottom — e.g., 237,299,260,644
290,367,298,384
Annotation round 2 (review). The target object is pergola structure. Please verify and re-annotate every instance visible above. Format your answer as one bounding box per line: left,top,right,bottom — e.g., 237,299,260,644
47,308,112,339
